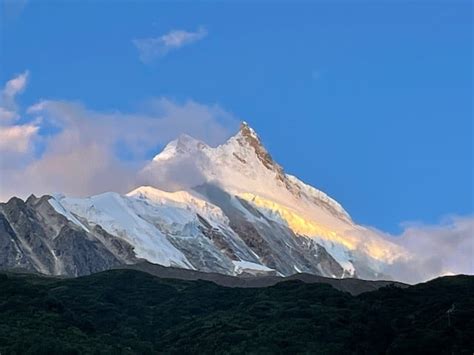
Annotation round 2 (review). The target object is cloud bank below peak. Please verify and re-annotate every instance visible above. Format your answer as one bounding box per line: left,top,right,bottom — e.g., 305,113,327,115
387,215,473,284
0,72,238,201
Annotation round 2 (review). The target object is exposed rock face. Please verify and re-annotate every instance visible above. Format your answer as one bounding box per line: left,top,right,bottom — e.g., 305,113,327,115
195,184,351,278
0,196,56,274
0,187,354,279
0,195,137,276
0,211,35,271
237,122,281,173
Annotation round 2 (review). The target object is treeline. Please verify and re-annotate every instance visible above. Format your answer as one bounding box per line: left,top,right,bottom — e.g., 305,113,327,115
0,270,472,354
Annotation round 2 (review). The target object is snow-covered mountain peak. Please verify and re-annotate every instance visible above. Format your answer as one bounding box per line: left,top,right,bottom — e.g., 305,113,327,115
236,121,261,145
153,133,208,162
222,121,282,174
9,122,410,280
143,123,350,221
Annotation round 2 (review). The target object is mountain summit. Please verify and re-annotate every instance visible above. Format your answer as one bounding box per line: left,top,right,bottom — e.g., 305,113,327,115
235,121,283,174
0,123,406,279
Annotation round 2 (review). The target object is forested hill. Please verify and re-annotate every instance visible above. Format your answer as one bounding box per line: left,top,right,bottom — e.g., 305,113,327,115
0,270,472,354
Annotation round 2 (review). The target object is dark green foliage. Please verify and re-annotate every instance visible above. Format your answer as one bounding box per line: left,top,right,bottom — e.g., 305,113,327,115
0,270,472,354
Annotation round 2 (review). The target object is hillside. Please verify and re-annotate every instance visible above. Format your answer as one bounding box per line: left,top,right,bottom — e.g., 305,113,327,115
0,270,472,354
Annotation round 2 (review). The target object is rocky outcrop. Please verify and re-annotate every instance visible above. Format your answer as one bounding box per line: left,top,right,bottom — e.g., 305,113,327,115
0,195,138,276
195,184,352,278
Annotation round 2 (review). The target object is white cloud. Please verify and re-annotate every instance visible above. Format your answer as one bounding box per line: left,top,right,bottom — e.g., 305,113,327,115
0,95,238,201
133,26,208,62
384,215,474,284
0,107,18,123
3,71,28,98
0,71,40,169
0,70,29,124
0,72,237,201
0,124,39,153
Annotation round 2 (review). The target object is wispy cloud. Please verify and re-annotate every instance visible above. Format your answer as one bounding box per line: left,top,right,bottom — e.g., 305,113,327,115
133,26,208,63
0,71,40,165
1,0,29,20
0,70,29,123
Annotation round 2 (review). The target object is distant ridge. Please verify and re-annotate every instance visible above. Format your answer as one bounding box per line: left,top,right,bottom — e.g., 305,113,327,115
117,261,407,296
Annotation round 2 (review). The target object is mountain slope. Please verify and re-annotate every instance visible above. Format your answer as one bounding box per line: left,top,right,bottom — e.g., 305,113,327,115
0,123,408,279
0,195,137,276
137,122,406,278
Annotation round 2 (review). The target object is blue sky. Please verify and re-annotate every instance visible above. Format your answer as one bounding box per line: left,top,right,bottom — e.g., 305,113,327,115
0,0,472,233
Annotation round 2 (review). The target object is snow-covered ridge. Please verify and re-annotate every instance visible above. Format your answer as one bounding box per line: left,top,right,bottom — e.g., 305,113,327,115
285,174,351,220
127,186,227,225
50,192,194,268
49,195,91,232
152,134,209,162
145,122,350,221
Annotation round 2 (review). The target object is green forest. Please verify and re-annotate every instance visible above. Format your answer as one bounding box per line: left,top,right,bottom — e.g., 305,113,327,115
0,270,472,354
